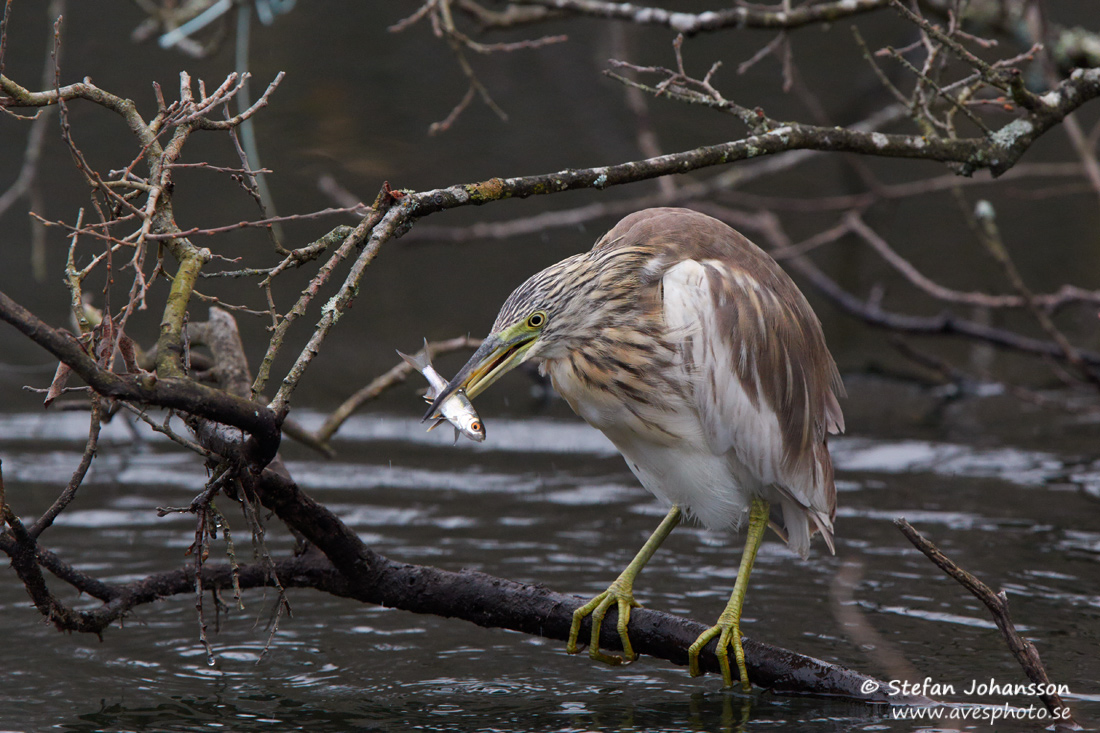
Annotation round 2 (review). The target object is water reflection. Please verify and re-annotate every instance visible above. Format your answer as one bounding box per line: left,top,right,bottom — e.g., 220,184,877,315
56,684,892,733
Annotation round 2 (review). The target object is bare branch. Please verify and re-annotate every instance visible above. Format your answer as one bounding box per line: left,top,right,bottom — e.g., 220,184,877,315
315,335,483,444
888,0,1041,110
845,212,1094,310
0,290,281,466
251,200,389,401
191,71,285,130
505,0,892,33
968,198,1100,388
144,206,364,240
895,519,1076,723
389,0,437,33
29,395,101,538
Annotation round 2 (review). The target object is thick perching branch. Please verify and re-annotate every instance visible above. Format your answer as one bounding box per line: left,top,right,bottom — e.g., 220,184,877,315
0,290,282,465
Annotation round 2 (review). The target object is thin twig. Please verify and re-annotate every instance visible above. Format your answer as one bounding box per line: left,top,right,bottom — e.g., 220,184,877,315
967,198,1100,388
119,402,218,459
144,206,363,239
847,213,1034,309
315,335,482,444
894,519,1076,724
888,0,1042,110
29,394,101,538
882,44,993,136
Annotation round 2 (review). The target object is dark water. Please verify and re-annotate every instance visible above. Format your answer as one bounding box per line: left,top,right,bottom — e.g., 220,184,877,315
2,382,1099,732
2,1,1100,731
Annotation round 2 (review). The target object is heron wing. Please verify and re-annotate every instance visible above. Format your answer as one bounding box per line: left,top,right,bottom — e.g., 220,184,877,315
662,256,843,556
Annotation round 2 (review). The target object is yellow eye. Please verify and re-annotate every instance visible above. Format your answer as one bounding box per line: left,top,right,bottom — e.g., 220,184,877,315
526,311,546,328
471,421,482,432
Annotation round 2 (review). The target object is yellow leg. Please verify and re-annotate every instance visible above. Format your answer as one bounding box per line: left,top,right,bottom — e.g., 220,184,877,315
688,496,769,691
567,505,682,664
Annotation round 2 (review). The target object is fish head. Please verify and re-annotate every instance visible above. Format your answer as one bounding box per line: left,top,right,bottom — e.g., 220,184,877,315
449,400,485,442
423,321,542,422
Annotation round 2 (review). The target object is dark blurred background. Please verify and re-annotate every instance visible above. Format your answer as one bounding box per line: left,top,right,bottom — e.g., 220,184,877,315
2,1,1098,421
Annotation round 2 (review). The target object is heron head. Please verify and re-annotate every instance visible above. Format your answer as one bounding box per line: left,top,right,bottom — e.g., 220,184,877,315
423,257,591,420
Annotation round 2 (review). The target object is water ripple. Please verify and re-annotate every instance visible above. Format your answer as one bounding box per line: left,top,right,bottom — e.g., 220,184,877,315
860,602,1002,629
0,411,1073,489
831,437,1063,486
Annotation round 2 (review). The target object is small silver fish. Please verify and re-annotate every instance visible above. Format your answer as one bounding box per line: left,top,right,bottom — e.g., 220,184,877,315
398,346,486,443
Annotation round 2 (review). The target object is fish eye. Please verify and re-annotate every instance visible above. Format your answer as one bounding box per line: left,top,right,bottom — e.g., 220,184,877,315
471,421,482,432
526,311,546,329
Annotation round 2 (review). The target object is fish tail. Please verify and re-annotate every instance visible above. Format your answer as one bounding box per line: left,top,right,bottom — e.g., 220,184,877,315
396,348,429,372
398,347,440,400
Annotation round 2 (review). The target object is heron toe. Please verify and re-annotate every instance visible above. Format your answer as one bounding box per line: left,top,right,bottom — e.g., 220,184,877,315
565,506,682,665
688,616,751,691
687,495,769,691
566,578,641,664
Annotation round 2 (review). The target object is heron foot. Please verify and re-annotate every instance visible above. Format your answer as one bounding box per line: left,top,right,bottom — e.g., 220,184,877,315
566,576,641,665
687,614,751,691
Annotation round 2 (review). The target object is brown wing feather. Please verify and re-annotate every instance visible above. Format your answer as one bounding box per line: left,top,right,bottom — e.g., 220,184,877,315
598,206,844,454
598,207,844,533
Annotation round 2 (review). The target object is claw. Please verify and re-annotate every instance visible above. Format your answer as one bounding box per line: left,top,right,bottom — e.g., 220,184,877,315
567,578,641,664
687,619,748,690
564,506,682,670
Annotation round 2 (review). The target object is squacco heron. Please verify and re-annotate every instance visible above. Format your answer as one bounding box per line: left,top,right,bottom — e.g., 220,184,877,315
427,207,844,690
